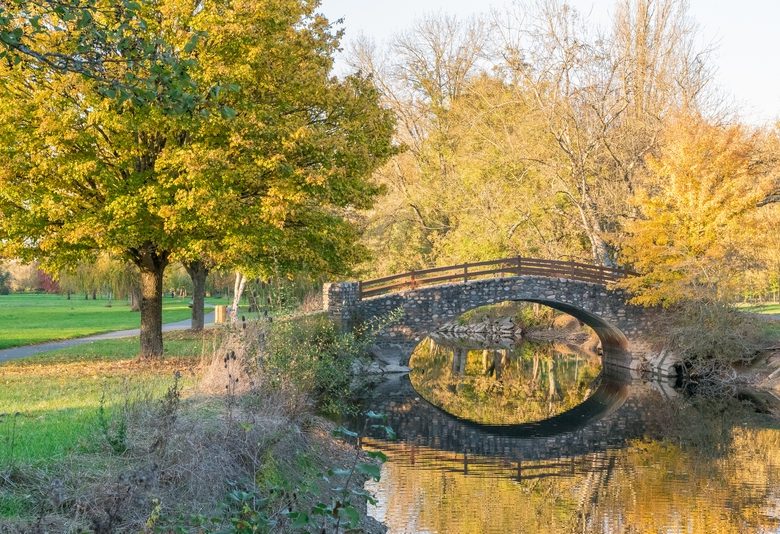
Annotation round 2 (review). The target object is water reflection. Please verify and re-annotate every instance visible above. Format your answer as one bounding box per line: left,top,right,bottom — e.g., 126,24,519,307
365,423,780,533
359,357,780,533
409,337,602,425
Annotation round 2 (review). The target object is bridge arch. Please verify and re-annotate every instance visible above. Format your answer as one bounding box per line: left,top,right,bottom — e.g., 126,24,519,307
520,298,629,354
323,257,676,377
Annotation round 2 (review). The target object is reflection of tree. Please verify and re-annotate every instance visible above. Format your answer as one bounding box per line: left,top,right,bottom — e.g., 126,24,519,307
366,441,582,534
365,417,780,534
547,357,561,411
409,338,602,424
580,426,780,533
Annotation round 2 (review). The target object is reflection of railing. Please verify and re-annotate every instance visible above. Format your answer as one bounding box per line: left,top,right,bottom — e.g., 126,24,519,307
359,256,635,299
361,437,616,481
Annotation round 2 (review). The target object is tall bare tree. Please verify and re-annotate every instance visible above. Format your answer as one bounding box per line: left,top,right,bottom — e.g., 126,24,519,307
494,0,712,265
349,15,491,272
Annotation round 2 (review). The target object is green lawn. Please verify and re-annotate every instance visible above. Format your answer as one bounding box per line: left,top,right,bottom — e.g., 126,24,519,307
0,293,228,349
736,303,780,341
0,331,209,470
737,302,780,315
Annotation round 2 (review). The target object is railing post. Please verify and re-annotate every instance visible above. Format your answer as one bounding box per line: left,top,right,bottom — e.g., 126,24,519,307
516,255,522,276
463,263,469,283
409,270,416,289
357,280,363,299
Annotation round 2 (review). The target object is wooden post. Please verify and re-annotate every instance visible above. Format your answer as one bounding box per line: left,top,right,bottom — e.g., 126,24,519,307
357,280,363,299
516,255,522,276
409,270,416,289
464,263,469,283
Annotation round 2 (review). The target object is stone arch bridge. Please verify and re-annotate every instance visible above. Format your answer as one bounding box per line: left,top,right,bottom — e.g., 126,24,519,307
323,257,679,378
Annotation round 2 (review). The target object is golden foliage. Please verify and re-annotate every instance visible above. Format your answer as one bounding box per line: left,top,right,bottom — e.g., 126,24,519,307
619,114,777,305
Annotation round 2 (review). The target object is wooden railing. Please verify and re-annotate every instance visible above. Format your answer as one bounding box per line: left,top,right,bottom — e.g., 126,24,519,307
359,256,635,299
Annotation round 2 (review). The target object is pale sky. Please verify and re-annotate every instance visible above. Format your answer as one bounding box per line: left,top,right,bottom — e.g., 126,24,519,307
319,0,780,126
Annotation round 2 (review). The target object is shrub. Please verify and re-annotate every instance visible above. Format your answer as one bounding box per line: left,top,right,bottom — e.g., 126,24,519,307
666,302,762,365
264,315,373,417
664,302,764,394
200,308,400,417
97,387,129,455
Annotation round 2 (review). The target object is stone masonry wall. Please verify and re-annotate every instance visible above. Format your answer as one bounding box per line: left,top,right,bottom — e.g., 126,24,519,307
323,281,361,330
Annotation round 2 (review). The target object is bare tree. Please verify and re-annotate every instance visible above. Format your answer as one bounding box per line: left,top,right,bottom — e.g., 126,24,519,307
494,0,713,265
351,14,488,151
349,15,491,271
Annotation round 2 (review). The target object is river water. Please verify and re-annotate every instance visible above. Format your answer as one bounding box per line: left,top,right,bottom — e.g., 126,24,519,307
356,336,780,534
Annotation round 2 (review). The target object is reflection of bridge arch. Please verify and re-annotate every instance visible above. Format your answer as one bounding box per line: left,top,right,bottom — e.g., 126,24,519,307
360,373,671,462
324,257,678,376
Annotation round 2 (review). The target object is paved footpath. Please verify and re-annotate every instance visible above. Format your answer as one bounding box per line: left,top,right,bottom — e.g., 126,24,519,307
0,311,215,364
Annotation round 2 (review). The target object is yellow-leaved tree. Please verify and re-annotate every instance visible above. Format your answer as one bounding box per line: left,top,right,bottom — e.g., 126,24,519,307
619,114,776,306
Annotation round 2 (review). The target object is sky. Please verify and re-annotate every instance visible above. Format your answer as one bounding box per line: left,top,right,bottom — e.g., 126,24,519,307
319,0,780,126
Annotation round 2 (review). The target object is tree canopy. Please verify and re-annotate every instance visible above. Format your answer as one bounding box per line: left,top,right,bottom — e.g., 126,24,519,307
352,0,780,305
0,0,200,111
619,114,777,305
0,0,395,356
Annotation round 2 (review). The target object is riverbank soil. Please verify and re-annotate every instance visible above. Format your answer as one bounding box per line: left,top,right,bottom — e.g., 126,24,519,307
0,330,383,533
525,313,601,353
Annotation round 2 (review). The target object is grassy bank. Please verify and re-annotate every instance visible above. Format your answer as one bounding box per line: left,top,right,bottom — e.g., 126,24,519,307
0,331,208,468
0,321,385,533
0,294,230,350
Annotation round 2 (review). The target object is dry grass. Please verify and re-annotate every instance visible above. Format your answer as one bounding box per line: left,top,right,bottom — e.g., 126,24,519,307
1,322,384,534
299,290,323,315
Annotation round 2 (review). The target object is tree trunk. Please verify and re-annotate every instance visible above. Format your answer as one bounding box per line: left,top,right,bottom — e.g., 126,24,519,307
92,289,97,300
577,196,615,267
129,286,141,312
135,249,169,359
494,350,504,380
184,260,208,332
